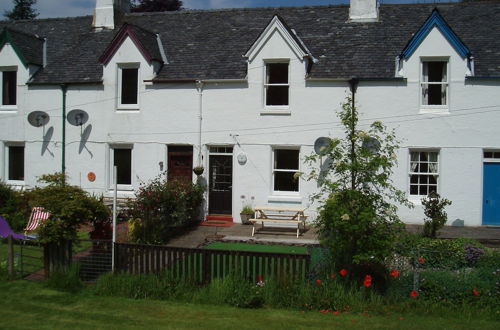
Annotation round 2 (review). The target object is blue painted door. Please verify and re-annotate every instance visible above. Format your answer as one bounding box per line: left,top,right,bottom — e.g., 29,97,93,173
483,163,500,225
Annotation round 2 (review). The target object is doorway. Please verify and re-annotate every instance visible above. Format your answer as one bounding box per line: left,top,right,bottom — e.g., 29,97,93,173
208,146,233,214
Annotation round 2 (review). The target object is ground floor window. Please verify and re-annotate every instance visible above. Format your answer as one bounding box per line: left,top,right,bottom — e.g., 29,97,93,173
7,145,24,181
409,150,439,196
111,146,132,186
273,148,299,192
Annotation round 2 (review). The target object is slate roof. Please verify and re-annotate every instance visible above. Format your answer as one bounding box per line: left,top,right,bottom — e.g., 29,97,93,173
0,28,44,66
0,2,499,84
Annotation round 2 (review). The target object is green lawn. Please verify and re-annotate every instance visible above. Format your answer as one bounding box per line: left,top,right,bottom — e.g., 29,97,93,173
0,280,497,330
204,242,309,254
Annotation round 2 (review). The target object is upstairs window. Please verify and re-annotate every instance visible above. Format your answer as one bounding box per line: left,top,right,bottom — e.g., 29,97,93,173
421,61,447,106
409,151,439,196
265,63,289,106
273,148,299,192
119,65,139,107
2,70,17,106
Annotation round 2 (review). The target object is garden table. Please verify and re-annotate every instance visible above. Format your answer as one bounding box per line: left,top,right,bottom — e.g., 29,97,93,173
249,206,307,238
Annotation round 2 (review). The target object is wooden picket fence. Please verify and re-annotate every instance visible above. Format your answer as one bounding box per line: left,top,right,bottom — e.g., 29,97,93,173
114,242,311,283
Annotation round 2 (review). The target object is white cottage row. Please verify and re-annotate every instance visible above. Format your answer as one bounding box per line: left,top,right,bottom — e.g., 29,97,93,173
1,0,500,226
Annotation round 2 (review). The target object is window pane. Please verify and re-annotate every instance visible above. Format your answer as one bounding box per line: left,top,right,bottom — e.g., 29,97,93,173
266,86,289,106
8,146,24,181
121,68,138,104
275,149,299,170
428,152,438,162
428,62,445,82
267,63,288,84
2,71,17,105
114,149,131,185
410,185,418,195
484,152,493,158
274,172,298,192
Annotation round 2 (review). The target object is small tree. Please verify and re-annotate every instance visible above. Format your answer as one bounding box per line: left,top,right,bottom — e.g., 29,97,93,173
422,192,452,238
131,0,183,12
306,97,412,275
4,0,38,20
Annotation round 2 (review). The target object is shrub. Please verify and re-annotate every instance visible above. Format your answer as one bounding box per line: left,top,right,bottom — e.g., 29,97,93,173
29,173,110,243
127,174,205,244
0,181,30,231
202,273,264,308
45,263,84,293
422,192,452,238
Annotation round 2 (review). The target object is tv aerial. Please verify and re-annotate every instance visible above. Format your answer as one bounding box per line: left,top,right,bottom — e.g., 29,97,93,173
27,111,50,127
314,137,331,155
67,109,89,126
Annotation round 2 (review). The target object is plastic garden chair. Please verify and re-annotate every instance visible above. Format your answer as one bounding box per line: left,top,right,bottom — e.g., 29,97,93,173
0,216,27,240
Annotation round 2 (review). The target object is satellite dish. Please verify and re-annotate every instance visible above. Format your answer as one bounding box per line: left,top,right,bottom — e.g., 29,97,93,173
67,109,89,126
314,137,331,154
362,137,381,154
27,111,50,127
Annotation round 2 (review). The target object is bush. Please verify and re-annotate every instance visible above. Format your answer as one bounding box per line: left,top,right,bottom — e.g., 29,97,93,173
127,174,205,244
45,263,84,293
0,181,30,231
422,192,452,238
202,273,264,308
29,173,110,243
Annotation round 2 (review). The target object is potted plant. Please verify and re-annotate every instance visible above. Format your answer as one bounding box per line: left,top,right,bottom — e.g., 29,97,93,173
193,166,204,176
240,205,254,225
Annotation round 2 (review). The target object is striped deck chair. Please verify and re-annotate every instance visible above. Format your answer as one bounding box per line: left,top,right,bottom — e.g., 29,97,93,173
24,207,51,235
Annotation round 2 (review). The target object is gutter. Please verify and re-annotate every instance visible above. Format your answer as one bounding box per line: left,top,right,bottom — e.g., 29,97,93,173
306,77,406,82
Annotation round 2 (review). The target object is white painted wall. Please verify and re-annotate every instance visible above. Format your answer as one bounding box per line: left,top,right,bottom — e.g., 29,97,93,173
1,24,499,227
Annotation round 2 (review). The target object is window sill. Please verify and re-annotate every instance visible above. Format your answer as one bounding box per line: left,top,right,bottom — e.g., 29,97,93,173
6,181,25,189
419,107,449,115
109,185,134,192
0,106,17,112
260,109,291,116
117,105,140,111
268,194,302,203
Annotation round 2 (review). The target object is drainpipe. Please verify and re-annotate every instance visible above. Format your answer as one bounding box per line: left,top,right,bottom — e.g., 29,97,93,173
61,84,67,183
348,77,359,190
195,80,204,167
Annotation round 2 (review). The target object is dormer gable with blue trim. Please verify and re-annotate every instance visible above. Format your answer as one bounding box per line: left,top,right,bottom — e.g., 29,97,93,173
401,9,471,60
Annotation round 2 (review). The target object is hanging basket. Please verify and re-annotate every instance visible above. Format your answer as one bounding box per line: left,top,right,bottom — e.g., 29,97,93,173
193,166,204,175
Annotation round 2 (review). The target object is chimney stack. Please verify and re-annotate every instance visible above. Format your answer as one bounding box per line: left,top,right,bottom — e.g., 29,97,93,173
93,0,130,30
349,0,379,22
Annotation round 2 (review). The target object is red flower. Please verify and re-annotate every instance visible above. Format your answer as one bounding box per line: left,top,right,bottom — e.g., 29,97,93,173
319,309,329,314
330,273,335,279
316,279,322,286
340,269,348,276
257,275,263,282
472,289,480,296
410,290,419,298
390,269,400,279
334,311,340,315
363,275,372,287
418,257,426,264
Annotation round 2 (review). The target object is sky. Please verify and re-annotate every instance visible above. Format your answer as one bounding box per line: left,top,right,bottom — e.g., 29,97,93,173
0,0,458,19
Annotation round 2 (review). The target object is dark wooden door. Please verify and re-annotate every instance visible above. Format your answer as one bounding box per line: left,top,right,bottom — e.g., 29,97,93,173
168,146,193,182
208,155,233,214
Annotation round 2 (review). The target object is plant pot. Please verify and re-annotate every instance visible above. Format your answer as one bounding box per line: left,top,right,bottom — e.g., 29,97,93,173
240,213,252,225
193,167,204,175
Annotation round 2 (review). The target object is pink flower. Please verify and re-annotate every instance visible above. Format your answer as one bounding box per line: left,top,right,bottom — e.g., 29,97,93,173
330,273,335,279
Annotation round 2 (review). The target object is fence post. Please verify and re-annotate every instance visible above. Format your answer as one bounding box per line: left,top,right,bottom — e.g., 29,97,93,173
7,235,14,279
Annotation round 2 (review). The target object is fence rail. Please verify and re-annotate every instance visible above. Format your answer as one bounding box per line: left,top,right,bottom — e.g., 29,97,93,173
114,242,310,283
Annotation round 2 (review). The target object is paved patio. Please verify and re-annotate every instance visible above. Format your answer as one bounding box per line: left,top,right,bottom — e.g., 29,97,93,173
166,222,500,249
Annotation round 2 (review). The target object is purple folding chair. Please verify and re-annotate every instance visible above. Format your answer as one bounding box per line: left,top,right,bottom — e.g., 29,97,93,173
0,216,28,240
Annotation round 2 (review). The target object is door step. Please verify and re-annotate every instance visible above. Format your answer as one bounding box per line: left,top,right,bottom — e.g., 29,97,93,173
200,215,234,227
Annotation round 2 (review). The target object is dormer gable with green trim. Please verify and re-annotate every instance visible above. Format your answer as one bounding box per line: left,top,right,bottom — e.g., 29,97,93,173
400,9,471,60
0,28,45,68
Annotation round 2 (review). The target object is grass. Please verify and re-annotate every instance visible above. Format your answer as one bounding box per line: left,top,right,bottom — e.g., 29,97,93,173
0,280,497,330
204,242,309,254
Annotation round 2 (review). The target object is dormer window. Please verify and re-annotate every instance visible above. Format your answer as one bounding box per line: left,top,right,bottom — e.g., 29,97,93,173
118,64,139,109
1,69,17,106
421,60,448,107
265,62,289,106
